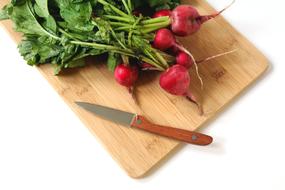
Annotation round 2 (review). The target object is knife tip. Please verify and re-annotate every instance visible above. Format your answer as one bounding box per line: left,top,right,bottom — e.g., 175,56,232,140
75,101,86,107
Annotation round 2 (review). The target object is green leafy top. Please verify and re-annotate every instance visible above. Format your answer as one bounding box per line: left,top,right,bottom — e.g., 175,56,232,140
0,0,177,74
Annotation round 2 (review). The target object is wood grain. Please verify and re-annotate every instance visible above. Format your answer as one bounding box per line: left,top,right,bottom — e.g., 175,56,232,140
0,0,268,178
131,115,213,145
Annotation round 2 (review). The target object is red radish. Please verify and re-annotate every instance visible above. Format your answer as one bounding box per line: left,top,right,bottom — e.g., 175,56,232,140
114,64,139,103
176,49,238,69
176,51,193,69
159,65,203,114
152,9,172,18
159,65,190,96
153,28,176,51
152,28,193,53
171,5,200,36
153,29,193,55
171,0,235,36
114,64,138,88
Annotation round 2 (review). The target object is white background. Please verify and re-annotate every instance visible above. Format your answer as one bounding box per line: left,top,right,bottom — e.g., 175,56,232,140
0,0,284,189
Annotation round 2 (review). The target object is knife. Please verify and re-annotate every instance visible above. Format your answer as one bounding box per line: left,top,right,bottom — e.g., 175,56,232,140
75,102,213,145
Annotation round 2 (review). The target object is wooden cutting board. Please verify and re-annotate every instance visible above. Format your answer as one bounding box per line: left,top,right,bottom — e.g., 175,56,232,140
0,0,268,178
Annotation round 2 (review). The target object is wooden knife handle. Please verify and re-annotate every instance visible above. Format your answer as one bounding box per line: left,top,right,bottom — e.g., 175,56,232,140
131,115,213,146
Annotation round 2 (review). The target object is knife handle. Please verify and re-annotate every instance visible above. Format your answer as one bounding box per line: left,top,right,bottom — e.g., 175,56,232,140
131,115,213,146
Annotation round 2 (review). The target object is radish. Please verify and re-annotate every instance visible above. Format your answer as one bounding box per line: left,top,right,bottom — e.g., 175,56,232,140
152,28,176,51
175,49,238,69
152,28,192,55
159,65,190,96
176,51,193,69
171,0,235,36
171,5,201,36
159,65,203,114
147,1,234,36
114,64,138,88
152,9,172,18
114,64,139,103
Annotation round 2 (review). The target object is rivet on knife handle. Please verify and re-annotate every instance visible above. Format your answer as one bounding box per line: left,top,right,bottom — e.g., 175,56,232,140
131,115,213,146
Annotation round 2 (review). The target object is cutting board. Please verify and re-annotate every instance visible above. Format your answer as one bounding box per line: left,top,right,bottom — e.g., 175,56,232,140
0,0,268,178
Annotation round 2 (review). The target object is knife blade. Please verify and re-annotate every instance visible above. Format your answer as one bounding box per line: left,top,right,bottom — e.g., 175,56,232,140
75,102,213,145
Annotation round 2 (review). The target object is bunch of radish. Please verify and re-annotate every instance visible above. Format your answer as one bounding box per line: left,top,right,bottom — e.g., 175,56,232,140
1,0,236,115
114,1,235,115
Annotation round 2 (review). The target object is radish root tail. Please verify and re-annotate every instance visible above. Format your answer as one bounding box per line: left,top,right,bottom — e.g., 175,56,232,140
128,86,138,105
186,91,204,115
197,49,238,64
219,0,236,15
200,0,236,23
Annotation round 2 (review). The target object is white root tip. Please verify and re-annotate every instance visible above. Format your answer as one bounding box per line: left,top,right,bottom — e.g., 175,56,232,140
220,0,236,14
197,49,239,64
186,91,204,115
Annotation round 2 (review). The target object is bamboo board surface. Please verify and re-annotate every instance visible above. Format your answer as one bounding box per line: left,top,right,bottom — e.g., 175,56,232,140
0,0,268,178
